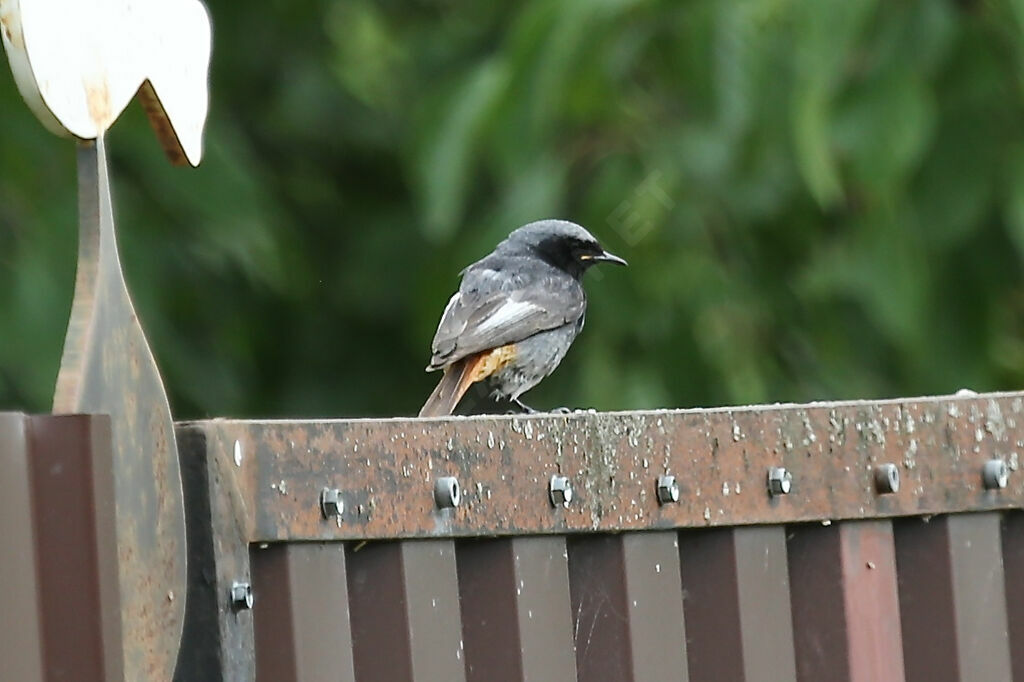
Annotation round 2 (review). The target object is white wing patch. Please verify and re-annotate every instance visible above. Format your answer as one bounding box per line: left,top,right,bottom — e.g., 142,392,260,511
441,292,461,320
474,299,541,333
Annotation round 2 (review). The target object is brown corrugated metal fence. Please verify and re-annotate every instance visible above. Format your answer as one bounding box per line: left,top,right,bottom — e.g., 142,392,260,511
5,393,1024,681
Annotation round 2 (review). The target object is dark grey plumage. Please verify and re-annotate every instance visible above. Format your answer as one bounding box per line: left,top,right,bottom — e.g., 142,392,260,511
419,219,626,416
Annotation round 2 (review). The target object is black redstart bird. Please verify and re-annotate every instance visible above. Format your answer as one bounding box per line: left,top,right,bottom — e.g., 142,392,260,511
418,219,626,417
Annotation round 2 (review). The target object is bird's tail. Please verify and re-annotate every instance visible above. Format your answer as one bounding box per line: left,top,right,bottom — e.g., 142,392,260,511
418,357,479,417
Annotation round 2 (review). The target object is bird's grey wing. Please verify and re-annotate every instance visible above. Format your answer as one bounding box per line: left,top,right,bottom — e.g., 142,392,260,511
428,266,584,368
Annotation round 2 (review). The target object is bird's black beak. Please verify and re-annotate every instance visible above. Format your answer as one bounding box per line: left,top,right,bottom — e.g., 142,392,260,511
593,250,628,266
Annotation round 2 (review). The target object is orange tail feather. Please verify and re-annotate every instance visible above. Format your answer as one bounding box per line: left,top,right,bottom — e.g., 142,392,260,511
418,356,481,417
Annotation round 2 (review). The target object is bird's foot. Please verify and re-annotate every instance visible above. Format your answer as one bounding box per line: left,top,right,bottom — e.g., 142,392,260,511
512,398,537,414
550,406,573,415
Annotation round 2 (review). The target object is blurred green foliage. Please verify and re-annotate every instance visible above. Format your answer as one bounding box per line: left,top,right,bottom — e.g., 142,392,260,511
2,0,1024,418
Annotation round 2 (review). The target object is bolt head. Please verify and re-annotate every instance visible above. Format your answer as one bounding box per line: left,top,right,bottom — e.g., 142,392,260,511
767,467,792,496
656,475,680,504
320,487,344,519
434,476,461,508
874,464,900,494
983,459,1009,490
230,581,253,610
549,475,573,508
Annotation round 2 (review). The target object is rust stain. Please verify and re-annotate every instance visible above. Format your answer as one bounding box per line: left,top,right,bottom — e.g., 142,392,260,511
0,11,22,49
137,81,188,166
85,78,111,130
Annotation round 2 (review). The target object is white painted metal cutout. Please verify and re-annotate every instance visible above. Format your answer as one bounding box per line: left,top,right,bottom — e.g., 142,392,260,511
0,0,212,165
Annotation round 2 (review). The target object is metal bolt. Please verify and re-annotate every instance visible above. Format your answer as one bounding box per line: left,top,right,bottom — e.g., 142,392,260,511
874,464,900,494
656,475,680,504
983,459,1009,490
230,581,253,610
767,467,792,496
320,487,344,519
549,475,573,508
434,476,461,508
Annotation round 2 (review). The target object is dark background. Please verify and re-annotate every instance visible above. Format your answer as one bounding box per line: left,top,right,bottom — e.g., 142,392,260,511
2,0,1023,419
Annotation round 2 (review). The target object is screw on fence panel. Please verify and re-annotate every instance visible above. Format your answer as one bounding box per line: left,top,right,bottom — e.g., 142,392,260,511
549,475,573,508
230,582,253,610
983,459,1008,490
656,475,680,505
874,464,900,494
434,477,461,509
320,488,344,519
767,467,792,496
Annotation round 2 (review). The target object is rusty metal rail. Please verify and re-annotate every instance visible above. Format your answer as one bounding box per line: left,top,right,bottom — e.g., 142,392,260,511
188,392,1024,543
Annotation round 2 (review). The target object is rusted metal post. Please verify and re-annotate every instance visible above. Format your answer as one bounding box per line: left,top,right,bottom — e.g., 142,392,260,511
48,136,189,680
175,426,254,682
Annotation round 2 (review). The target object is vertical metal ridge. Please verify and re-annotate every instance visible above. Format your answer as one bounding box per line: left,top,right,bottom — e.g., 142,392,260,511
788,521,905,682
733,527,797,682
284,544,356,682
346,542,415,682
620,532,689,681
0,413,43,682
26,414,122,681
511,537,576,681
679,529,745,681
252,546,298,681
894,516,960,682
894,514,1012,682
347,540,465,681
946,514,1011,682
399,540,466,682
896,514,1012,682
839,521,905,682
680,527,796,682
787,524,849,680
567,535,633,681
1000,511,1024,680
457,538,525,682
457,536,577,682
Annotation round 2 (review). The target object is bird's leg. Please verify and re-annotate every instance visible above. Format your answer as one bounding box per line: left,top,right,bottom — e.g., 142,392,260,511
512,398,537,414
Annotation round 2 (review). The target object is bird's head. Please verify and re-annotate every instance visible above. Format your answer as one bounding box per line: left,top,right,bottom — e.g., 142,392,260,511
499,219,627,279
